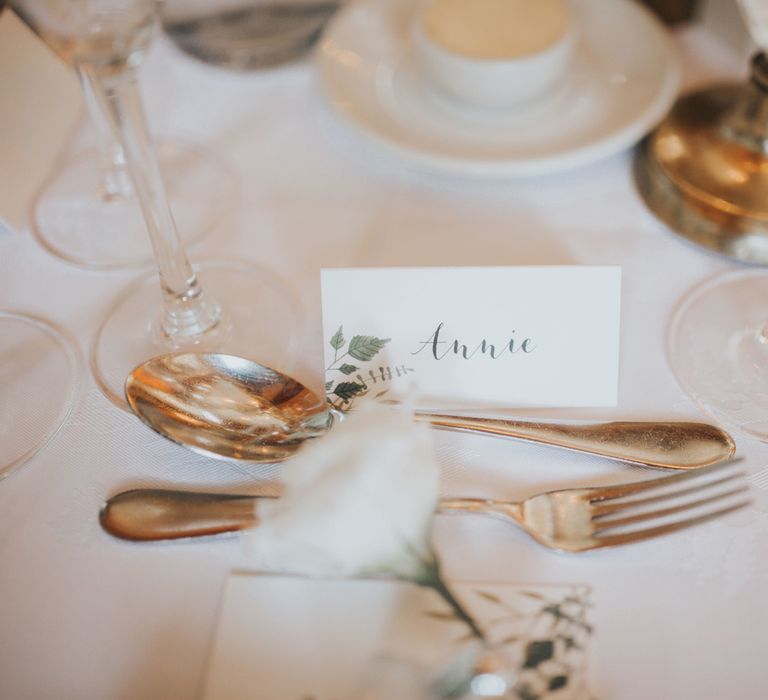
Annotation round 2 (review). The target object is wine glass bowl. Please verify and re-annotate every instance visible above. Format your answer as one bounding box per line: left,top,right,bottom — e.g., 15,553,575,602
31,139,236,269
91,259,302,409
12,1,156,76
0,311,80,480
12,0,301,409
15,0,237,270
667,269,768,441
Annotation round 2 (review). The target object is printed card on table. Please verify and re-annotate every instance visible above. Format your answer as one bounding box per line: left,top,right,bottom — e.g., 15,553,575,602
321,266,621,409
202,575,592,700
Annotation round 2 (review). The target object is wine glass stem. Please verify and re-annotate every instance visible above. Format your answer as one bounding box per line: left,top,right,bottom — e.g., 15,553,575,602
83,64,221,340
77,65,134,201
720,52,768,153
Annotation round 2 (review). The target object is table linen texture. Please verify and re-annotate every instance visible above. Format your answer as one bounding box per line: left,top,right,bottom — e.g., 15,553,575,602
1,24,767,700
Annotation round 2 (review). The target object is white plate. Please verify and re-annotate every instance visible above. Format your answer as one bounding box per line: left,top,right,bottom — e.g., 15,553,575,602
315,0,682,178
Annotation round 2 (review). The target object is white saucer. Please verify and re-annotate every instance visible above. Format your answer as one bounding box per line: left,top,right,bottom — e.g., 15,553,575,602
316,0,682,178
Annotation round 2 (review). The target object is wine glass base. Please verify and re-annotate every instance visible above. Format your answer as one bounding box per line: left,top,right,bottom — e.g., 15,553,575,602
32,140,237,269
668,269,768,441
90,260,303,410
0,312,80,480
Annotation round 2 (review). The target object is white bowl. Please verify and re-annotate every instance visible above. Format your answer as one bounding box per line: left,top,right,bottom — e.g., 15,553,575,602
411,1,578,109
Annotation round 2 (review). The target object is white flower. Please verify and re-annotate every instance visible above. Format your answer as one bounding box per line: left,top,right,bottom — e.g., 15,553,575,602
244,402,439,580
739,0,768,49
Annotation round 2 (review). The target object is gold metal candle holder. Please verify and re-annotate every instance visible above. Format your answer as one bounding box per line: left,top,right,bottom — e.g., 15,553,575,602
634,52,768,264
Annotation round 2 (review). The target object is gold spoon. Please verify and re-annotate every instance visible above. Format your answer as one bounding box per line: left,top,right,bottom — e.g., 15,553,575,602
125,352,736,468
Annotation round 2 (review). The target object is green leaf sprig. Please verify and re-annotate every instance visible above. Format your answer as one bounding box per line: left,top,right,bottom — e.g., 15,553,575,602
325,326,414,411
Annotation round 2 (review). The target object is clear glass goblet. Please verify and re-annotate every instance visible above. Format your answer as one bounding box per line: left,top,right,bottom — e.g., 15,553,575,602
12,0,300,409
668,269,768,441
0,310,80,479
23,8,237,270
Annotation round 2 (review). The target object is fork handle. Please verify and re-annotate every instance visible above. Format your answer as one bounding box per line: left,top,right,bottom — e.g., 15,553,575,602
100,489,526,542
414,414,735,469
438,497,523,523
100,489,267,541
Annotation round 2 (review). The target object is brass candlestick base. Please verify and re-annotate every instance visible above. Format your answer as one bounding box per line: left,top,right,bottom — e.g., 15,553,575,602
634,53,768,264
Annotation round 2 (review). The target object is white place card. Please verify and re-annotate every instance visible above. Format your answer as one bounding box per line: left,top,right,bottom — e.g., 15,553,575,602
201,574,593,700
321,266,621,408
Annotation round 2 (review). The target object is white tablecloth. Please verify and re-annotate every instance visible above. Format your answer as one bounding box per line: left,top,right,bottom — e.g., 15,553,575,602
2,20,767,700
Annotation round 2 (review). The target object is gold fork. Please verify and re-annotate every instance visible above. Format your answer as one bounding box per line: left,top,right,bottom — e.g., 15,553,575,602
439,460,750,552
101,461,750,550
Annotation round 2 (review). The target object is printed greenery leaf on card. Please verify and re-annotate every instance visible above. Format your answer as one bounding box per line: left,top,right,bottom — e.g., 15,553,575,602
523,640,554,668
517,687,538,700
560,635,581,650
411,586,590,694
548,675,568,691
325,326,412,412
475,590,503,605
347,335,390,362
330,326,345,350
332,382,366,401
424,610,461,622
543,604,593,634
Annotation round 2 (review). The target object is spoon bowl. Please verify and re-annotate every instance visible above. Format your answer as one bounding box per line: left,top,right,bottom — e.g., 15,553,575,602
125,353,333,462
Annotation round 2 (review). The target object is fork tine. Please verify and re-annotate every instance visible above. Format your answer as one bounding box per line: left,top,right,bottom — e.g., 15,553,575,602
591,471,746,517
591,499,751,549
585,459,740,502
592,484,750,530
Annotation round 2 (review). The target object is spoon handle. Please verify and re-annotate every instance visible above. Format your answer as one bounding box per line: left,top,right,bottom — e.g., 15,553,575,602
413,415,735,469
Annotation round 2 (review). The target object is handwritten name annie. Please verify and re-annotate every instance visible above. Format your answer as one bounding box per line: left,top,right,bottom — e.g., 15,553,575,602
411,322,536,360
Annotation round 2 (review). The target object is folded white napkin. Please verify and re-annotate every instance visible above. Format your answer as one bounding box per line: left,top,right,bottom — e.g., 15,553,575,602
739,0,768,49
